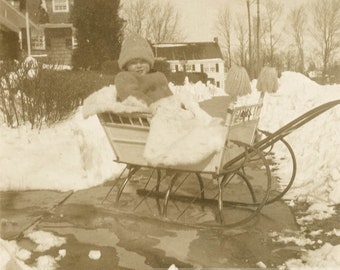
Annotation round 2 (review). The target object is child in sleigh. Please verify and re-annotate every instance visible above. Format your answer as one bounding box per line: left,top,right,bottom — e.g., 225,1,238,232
115,34,220,119
115,34,173,107
114,34,226,167
82,34,226,167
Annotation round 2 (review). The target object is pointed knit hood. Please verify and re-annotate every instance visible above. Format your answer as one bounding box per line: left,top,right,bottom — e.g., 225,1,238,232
118,34,155,70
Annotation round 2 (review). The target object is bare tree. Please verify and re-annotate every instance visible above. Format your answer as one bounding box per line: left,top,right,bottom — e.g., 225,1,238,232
287,5,306,73
282,47,297,71
310,0,340,81
148,1,185,43
261,0,283,66
122,0,151,38
246,0,253,77
121,0,185,43
256,0,261,75
234,15,248,66
215,5,232,69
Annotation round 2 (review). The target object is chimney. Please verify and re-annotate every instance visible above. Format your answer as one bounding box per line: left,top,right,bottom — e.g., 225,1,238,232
213,37,218,43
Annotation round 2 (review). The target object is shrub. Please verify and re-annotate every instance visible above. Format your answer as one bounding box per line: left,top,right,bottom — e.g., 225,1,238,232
189,72,208,84
153,59,171,75
0,59,42,127
0,59,115,128
101,60,121,75
40,69,115,101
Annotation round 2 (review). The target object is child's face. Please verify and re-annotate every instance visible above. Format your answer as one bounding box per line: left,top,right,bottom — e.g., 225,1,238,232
125,58,150,75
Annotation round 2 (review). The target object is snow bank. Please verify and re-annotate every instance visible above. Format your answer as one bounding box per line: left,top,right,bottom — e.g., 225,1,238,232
0,109,124,192
259,72,340,208
284,243,340,269
0,238,32,270
0,230,65,270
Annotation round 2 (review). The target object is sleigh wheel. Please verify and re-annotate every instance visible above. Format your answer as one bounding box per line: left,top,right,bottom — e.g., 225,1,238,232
213,143,272,227
256,129,297,204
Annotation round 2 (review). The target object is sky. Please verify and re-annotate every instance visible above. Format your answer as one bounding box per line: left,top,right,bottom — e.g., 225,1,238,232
0,69,340,269
169,0,307,42
171,0,231,42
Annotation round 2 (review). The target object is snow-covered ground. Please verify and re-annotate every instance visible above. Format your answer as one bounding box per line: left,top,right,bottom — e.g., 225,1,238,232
0,72,339,269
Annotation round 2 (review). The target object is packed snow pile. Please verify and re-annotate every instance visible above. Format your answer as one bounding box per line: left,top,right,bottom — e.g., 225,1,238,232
0,230,66,270
25,231,66,252
258,72,340,210
0,111,124,191
284,243,340,269
169,77,226,101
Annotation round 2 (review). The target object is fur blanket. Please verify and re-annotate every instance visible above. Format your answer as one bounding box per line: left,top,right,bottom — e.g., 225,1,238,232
82,85,150,119
82,85,226,167
145,95,226,166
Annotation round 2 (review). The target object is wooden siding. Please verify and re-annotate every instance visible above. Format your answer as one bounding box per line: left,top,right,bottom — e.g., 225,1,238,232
47,37,72,65
0,29,20,60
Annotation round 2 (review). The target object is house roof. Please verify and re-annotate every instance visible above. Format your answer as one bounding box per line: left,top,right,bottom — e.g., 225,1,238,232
152,42,224,61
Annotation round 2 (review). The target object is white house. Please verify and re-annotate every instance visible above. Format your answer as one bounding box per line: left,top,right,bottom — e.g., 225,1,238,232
152,40,225,89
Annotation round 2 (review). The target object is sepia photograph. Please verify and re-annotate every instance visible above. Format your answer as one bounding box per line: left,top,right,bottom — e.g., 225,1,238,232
0,0,339,269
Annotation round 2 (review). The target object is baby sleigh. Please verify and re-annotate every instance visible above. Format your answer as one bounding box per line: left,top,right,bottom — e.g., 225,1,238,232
96,95,339,228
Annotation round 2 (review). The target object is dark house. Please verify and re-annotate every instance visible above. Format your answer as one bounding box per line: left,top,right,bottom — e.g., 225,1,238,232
2,0,75,65
0,0,38,60
24,0,75,65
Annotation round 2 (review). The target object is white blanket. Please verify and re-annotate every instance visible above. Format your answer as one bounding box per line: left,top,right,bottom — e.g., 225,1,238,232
82,86,226,167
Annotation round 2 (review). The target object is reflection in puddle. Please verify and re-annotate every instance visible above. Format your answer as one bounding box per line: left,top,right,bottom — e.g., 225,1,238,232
154,229,199,266
41,226,154,270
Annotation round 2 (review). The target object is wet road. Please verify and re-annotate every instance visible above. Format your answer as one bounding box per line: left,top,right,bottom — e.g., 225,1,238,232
0,170,299,269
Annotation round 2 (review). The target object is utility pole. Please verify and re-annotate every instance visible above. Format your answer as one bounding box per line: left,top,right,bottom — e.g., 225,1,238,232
246,0,252,78
24,0,31,56
256,0,260,77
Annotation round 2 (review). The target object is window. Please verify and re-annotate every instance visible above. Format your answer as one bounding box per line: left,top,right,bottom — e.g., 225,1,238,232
52,0,69,12
31,31,45,50
216,81,220,87
72,35,78,49
209,66,216,72
186,64,196,72
216,63,219,73
170,64,176,72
